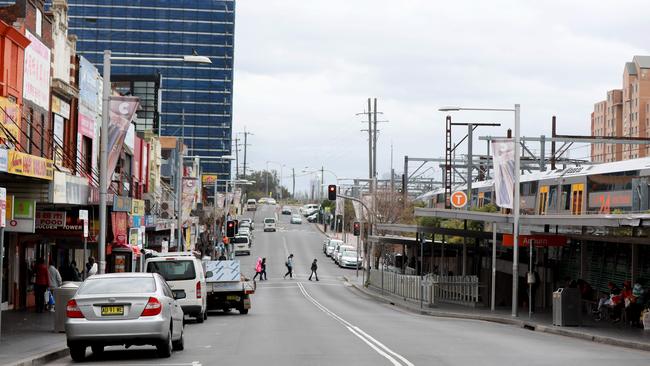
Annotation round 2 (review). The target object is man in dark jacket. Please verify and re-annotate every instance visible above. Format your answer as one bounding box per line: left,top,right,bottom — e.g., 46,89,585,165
308,259,319,281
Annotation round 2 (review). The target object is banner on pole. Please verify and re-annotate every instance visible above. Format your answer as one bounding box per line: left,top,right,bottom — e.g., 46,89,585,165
107,96,139,178
491,140,515,209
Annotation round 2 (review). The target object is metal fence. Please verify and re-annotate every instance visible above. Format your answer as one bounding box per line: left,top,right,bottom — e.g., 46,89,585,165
368,270,480,307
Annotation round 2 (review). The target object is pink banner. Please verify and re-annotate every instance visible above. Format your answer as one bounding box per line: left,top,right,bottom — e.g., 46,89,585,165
107,96,139,178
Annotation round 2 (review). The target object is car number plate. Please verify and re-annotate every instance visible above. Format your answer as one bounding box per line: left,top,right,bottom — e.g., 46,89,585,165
226,295,240,301
101,305,124,316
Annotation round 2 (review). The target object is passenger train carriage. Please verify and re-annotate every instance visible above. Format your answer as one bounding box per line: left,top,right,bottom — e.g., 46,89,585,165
419,157,650,215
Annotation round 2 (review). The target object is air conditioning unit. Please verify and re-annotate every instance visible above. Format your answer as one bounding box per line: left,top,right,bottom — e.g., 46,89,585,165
159,201,174,219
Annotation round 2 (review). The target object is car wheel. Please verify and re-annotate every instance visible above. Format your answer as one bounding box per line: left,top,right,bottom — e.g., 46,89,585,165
91,345,104,356
157,327,173,358
204,310,208,320
69,344,86,362
172,328,184,351
196,311,204,323
239,308,249,315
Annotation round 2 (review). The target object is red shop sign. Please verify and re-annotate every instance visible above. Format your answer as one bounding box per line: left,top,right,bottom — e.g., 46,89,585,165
502,234,567,247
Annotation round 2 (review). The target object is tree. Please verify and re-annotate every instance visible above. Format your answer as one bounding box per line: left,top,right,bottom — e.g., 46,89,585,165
244,170,290,200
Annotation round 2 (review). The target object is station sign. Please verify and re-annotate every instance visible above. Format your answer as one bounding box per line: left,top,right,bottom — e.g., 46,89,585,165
450,191,468,208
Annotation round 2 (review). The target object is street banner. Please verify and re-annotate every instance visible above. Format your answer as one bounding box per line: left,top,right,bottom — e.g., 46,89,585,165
352,201,362,221
107,96,139,178
23,31,50,109
492,140,516,209
182,178,197,225
111,212,128,247
216,193,225,209
335,196,344,217
79,209,89,238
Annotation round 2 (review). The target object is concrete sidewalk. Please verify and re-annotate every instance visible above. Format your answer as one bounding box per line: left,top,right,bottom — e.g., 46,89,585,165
345,275,650,352
0,310,68,366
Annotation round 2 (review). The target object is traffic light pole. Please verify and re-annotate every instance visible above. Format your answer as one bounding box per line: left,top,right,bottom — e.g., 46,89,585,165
337,193,375,285
356,233,360,278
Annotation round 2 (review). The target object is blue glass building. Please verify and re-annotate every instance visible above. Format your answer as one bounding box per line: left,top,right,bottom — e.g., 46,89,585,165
67,0,235,179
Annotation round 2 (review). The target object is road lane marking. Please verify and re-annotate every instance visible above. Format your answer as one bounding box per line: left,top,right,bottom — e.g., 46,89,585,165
297,282,414,366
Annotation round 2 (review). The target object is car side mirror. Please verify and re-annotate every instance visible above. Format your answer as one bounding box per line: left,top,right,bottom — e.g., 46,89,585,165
173,291,186,300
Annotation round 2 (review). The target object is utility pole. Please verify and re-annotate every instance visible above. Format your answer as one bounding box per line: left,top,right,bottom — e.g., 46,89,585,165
373,98,378,181
292,168,296,198
176,137,184,252
321,166,324,201
238,129,253,180
233,137,240,180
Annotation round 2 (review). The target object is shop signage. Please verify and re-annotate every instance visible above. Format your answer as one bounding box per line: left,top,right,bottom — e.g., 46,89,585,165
35,211,66,229
8,150,54,180
129,227,139,247
502,234,567,247
132,215,142,228
144,215,155,227
131,199,145,216
53,114,64,168
112,195,132,212
51,171,66,202
0,97,21,142
79,56,101,112
23,31,51,109
155,219,172,231
202,174,218,184
51,95,70,119
50,172,90,205
5,197,35,233
0,148,7,172
0,187,5,228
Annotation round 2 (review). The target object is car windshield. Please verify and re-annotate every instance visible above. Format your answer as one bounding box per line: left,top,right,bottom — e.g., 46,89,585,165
233,237,249,243
343,250,358,257
78,277,156,295
146,260,196,281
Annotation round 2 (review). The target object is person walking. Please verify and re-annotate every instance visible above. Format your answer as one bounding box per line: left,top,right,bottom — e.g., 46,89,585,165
283,254,294,279
253,257,263,280
261,258,267,280
309,259,319,281
34,258,49,313
47,260,62,311
87,257,98,277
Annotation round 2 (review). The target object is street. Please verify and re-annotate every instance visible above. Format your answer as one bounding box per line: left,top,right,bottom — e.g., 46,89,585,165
46,204,650,365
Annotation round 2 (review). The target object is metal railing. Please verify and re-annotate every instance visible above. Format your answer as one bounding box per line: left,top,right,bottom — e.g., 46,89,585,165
368,270,480,307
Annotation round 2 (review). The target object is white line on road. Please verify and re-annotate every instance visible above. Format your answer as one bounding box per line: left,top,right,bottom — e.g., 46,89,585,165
297,282,414,366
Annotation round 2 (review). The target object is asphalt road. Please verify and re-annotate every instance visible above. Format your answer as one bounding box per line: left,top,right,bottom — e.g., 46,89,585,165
50,204,650,365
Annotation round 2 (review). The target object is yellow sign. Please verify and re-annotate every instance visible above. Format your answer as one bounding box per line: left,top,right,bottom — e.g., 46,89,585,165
131,199,145,215
202,174,218,184
0,97,21,142
7,150,54,180
185,227,191,251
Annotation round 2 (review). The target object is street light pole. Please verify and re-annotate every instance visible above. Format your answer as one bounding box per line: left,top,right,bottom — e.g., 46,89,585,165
512,103,521,317
98,50,111,273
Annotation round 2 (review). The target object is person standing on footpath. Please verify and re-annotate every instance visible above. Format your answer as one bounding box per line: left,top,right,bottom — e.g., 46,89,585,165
283,254,294,279
48,260,62,311
34,258,49,313
309,259,319,281
87,257,98,277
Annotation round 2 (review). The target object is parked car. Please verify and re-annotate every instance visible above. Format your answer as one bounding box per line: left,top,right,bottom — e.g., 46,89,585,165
65,273,185,362
303,208,319,217
339,249,362,269
307,213,318,222
326,239,342,257
322,238,331,254
232,236,251,255
335,245,355,265
145,253,207,323
282,206,292,215
263,217,277,232
300,204,320,215
290,214,302,224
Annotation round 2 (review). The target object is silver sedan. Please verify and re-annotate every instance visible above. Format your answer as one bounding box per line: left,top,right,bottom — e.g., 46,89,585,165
65,272,185,361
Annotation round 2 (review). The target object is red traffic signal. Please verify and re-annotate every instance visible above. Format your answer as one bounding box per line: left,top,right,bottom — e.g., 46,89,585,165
226,220,235,238
353,221,360,236
328,184,337,201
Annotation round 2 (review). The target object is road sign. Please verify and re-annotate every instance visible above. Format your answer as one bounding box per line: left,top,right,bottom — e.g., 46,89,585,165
450,191,468,208
79,209,89,238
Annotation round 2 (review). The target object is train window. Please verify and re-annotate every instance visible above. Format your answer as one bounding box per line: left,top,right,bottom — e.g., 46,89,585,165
548,186,558,211
587,171,638,192
562,184,571,210
521,182,538,196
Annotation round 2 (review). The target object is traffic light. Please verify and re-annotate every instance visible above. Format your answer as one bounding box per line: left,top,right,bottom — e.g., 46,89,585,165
353,222,360,236
233,220,239,235
328,184,337,201
226,220,235,238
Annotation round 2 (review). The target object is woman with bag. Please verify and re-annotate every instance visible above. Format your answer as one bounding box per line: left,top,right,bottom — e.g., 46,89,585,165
253,257,263,280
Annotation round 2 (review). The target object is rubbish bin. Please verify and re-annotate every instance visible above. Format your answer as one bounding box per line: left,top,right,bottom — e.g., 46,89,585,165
552,287,581,326
54,281,81,333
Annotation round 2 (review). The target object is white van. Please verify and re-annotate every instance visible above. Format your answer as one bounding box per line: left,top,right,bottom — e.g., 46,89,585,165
145,253,208,322
246,199,257,211
232,235,251,255
263,217,277,232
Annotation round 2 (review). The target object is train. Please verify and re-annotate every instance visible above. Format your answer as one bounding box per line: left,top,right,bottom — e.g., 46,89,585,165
418,157,650,215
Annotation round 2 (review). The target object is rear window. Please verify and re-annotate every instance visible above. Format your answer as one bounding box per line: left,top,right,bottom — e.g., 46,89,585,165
78,277,156,295
232,237,249,243
264,218,275,223
147,260,197,281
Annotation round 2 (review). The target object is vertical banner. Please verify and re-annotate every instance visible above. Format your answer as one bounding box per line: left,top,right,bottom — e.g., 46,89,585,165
492,140,516,209
110,212,128,247
79,209,89,238
182,178,196,224
107,96,140,177
53,114,64,167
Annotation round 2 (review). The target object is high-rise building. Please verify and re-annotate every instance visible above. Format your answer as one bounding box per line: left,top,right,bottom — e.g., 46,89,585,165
591,56,650,162
63,0,235,180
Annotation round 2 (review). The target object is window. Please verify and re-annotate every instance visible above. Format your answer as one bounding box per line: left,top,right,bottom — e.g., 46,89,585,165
82,136,92,174
562,184,571,210
147,260,196,281
78,277,156,294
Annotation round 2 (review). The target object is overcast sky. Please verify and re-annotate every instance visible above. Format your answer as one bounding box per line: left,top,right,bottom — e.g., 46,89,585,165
232,0,647,195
